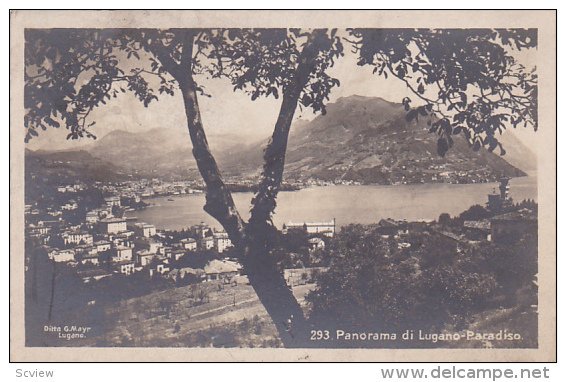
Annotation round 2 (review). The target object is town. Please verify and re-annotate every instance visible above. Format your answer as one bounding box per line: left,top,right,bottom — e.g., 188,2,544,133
25,174,536,288
24,175,338,284
24,175,538,348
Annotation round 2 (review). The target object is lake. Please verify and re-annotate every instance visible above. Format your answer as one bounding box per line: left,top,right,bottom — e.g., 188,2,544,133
127,176,537,231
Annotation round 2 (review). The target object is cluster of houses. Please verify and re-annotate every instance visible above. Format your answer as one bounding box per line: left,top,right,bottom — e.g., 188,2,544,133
94,178,204,202
26,190,240,283
374,177,537,250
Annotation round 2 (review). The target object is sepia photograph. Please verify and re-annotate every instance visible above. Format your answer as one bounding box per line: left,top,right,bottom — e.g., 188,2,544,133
9,10,556,362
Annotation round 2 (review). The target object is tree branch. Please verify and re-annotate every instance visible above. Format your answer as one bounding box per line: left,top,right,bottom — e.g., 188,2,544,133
161,30,246,248
248,30,327,234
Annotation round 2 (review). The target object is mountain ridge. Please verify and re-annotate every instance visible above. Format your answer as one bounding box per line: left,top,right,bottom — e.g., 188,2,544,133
26,95,535,184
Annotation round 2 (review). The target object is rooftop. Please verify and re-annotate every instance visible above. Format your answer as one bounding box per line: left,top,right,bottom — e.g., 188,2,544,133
100,217,127,223
463,220,491,230
492,208,537,222
204,260,241,274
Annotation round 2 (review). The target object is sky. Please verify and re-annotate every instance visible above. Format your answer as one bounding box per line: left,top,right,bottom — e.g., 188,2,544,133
26,31,539,151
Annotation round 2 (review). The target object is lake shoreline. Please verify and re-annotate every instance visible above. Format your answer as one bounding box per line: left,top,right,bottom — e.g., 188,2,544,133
128,176,537,231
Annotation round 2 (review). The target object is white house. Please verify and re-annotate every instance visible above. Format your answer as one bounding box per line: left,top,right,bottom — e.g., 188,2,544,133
180,238,197,251
130,222,156,238
99,217,127,234
62,231,93,246
135,249,157,267
308,237,326,251
213,231,232,253
149,263,171,277
50,249,76,263
61,200,78,211
94,240,112,252
114,260,135,275
85,211,99,224
198,236,214,251
167,248,186,261
104,196,121,207
204,260,241,282
113,245,133,261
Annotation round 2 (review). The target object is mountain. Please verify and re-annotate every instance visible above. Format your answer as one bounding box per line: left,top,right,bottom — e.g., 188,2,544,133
226,95,528,184
497,130,537,173
28,95,532,184
291,95,529,183
86,127,263,179
25,149,126,183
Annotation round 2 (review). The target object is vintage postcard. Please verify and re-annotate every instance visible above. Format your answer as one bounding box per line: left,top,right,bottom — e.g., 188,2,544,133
10,10,556,362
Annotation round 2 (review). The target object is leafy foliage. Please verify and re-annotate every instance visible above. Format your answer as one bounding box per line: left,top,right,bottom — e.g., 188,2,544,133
348,28,537,157
306,224,535,334
24,28,345,144
208,28,344,114
24,29,164,142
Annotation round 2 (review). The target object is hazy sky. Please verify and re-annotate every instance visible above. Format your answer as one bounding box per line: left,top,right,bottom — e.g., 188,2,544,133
27,33,539,151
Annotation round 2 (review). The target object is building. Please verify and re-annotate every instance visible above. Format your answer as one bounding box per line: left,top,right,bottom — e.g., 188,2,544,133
180,238,197,251
114,260,135,275
192,222,214,239
284,218,336,238
99,218,127,234
204,260,241,282
487,177,513,213
113,246,133,262
49,249,76,263
167,248,186,261
463,220,491,241
377,218,409,237
94,240,112,252
135,249,157,266
149,262,171,277
62,231,93,246
85,211,100,224
213,232,232,253
104,196,121,207
80,251,100,266
491,209,537,243
110,233,135,248
308,237,326,251
61,200,78,211
130,222,156,238
133,237,162,254
199,236,214,251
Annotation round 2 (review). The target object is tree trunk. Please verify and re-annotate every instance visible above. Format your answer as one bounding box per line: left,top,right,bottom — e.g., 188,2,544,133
248,87,301,229
178,78,246,245
173,32,246,246
156,30,327,347
242,242,314,348
243,31,329,347
249,29,327,228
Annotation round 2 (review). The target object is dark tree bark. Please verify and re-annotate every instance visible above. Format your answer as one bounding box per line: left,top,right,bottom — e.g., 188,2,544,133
249,30,327,229
178,75,246,246
150,31,247,246
151,30,328,347
243,246,313,347
242,31,328,347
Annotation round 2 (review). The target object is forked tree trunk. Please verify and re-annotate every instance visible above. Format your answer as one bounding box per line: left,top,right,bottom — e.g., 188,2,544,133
179,76,313,347
179,78,246,246
249,29,326,228
154,30,327,347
